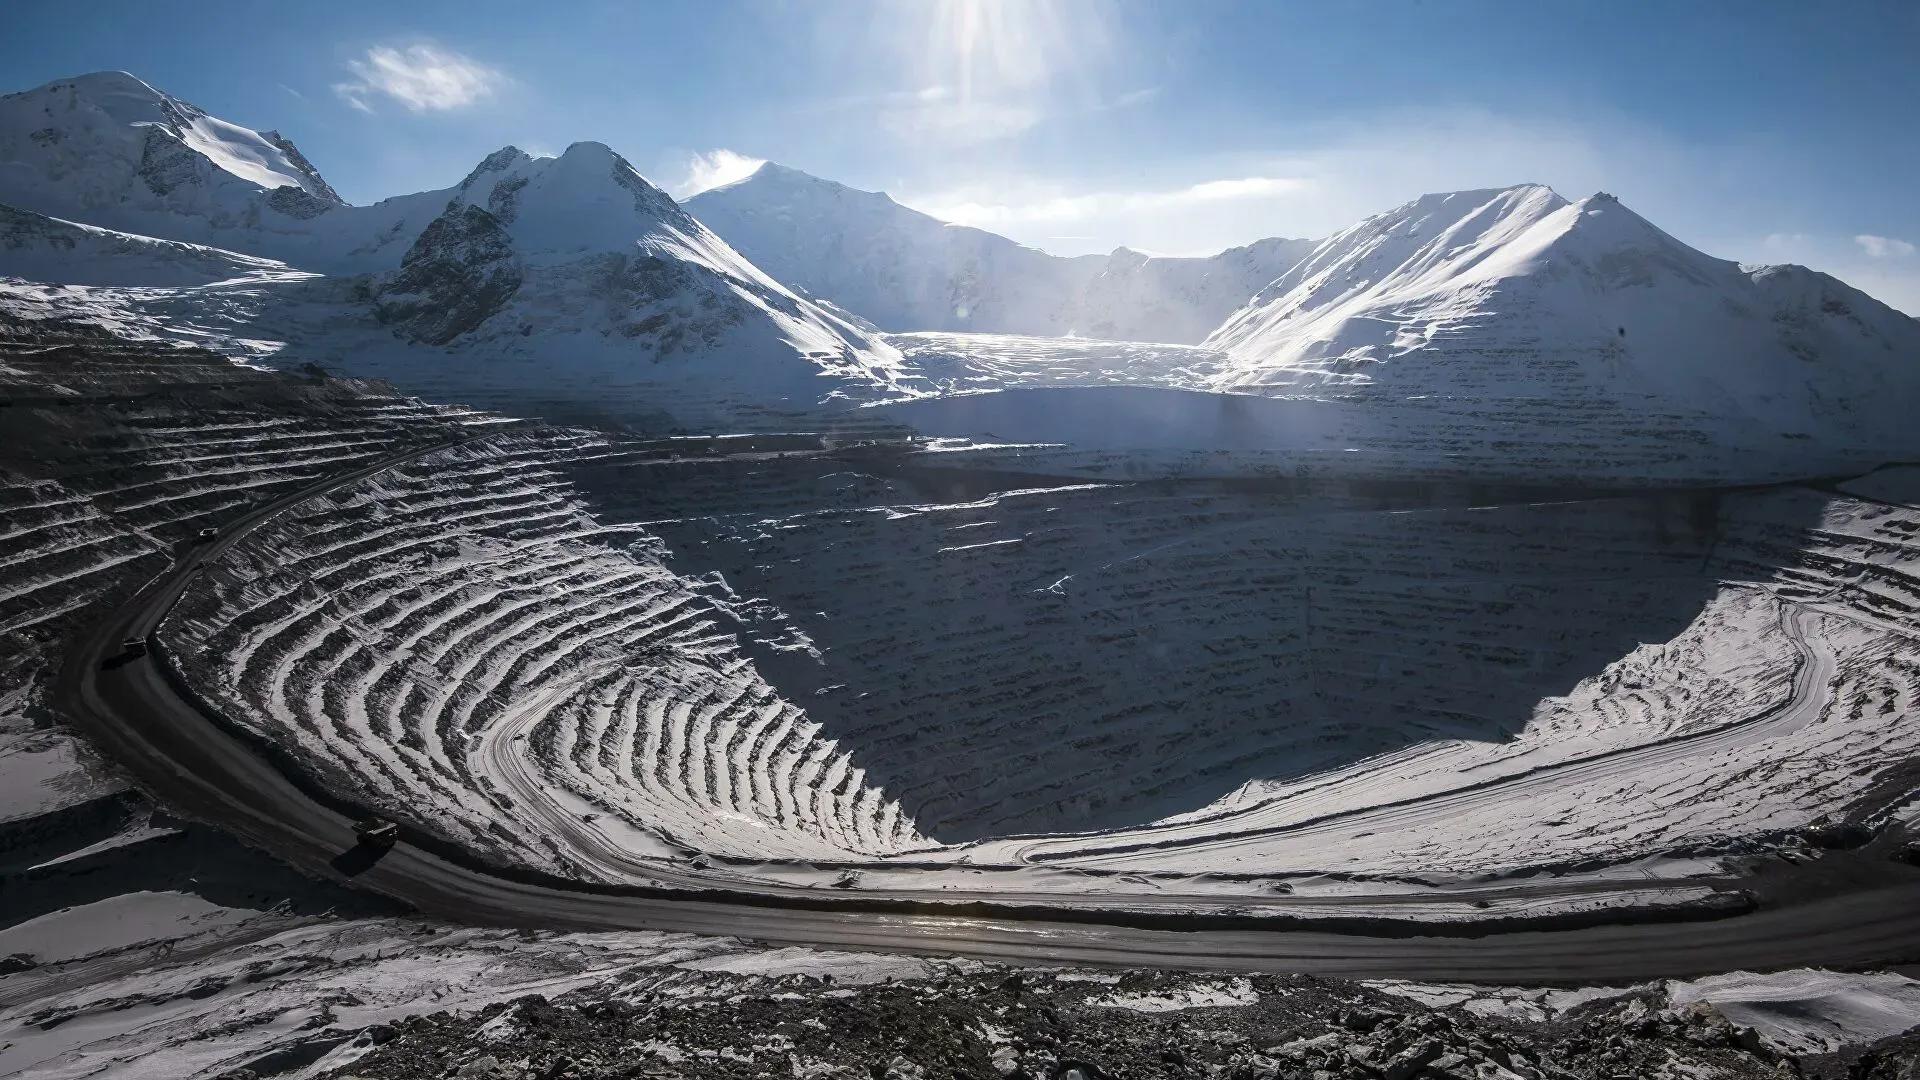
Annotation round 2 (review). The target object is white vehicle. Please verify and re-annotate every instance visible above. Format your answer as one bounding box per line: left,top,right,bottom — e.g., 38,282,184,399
353,818,399,848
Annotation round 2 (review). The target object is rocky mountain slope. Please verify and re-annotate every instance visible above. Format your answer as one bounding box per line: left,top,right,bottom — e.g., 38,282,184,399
685,163,1313,342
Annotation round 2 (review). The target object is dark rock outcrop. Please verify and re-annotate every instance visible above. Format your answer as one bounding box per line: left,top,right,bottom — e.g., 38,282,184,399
375,205,523,345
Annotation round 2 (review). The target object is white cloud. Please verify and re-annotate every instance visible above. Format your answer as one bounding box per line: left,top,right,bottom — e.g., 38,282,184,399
675,149,767,198
334,45,504,114
913,175,1310,229
1856,234,1916,259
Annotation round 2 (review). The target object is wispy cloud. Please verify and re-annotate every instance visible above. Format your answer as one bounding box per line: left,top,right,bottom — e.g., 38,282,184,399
334,44,504,114
1856,234,1916,259
675,149,766,198
914,175,1309,229
813,85,955,111
1109,86,1161,109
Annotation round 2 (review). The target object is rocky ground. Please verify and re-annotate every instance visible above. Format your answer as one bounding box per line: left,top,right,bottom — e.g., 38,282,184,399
279,961,1918,1080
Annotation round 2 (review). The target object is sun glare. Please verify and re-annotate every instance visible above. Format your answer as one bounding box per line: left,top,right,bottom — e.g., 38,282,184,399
914,0,1105,105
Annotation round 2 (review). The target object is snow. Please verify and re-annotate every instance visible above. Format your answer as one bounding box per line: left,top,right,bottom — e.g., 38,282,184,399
1,204,289,286
0,92,913,428
677,946,950,984
1205,186,1920,474
1666,969,1920,1056
163,435,927,870
173,112,314,194
0,72,331,199
0,729,122,824
888,331,1226,392
376,142,911,409
0,916,948,1080
0,72,343,250
686,162,1313,344
0,892,260,966
1087,977,1258,1012
1369,968,1920,1054
686,162,1101,336
6,75,1916,466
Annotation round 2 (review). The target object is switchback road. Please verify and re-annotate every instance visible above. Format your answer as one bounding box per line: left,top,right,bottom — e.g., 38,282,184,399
52,442,1920,985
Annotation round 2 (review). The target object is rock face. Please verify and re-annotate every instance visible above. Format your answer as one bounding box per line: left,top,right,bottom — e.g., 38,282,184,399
684,163,1313,343
376,205,522,345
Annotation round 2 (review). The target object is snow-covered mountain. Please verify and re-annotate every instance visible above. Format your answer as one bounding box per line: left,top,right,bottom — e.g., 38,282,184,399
0,72,908,424
1204,184,1920,459
0,72,487,271
370,143,908,402
0,203,289,286
685,163,1100,336
684,163,1313,343
4,71,1915,465
0,72,348,241
1072,237,1317,343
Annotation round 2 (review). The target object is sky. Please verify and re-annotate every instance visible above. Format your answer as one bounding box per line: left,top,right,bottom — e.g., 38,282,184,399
6,0,1919,311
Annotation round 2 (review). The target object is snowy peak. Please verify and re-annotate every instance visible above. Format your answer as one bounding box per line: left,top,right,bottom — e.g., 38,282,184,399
371,141,908,405
0,70,343,227
1208,184,1569,355
1070,235,1318,344
443,141,691,258
687,164,1315,342
710,161,906,212
685,162,1090,335
1496,190,1731,293
1205,184,1920,461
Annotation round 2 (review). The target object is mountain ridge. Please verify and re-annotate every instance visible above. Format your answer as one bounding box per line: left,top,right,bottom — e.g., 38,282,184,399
1,70,1914,467
685,161,1315,343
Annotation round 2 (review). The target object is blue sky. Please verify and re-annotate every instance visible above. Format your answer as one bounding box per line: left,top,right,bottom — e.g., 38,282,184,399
7,0,1919,310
